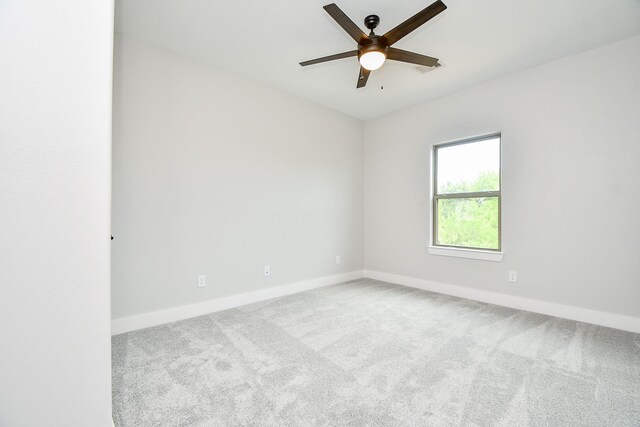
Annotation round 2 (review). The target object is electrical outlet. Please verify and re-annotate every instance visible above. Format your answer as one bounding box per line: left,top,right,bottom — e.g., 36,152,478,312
335,255,341,265
264,265,271,277
197,274,206,288
508,271,518,283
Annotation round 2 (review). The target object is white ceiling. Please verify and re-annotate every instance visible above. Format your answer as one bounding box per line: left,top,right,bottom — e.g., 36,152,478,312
116,0,640,120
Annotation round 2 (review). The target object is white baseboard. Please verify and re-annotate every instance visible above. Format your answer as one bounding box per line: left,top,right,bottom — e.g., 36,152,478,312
111,270,364,335
364,270,640,334
112,269,640,335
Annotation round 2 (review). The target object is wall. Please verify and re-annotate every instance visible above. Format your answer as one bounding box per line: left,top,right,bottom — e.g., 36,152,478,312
364,35,640,318
0,1,114,426
111,35,363,320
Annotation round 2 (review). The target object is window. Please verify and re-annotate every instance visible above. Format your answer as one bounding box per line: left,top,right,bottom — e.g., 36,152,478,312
432,134,501,254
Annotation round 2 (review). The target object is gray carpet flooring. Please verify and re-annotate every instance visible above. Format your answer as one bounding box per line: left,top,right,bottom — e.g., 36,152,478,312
112,279,640,426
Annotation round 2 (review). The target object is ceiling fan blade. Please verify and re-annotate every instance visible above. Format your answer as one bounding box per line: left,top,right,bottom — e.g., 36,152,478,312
387,47,439,67
356,66,370,88
324,3,368,44
300,50,358,67
381,0,447,46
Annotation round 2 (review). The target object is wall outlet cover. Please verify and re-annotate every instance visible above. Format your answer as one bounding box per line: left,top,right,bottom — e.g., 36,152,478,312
197,274,206,288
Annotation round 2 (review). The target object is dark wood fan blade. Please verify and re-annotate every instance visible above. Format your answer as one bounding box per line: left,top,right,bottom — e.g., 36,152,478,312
382,0,447,46
356,66,371,88
324,3,368,43
300,50,358,67
387,47,439,67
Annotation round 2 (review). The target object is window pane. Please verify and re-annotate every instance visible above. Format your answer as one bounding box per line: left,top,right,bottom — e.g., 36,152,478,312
436,196,499,250
437,137,500,194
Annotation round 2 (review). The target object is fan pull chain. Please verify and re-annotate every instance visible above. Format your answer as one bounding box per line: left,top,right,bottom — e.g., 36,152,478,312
380,65,384,90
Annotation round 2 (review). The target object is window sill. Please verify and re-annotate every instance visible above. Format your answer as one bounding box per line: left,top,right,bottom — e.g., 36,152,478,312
427,246,503,262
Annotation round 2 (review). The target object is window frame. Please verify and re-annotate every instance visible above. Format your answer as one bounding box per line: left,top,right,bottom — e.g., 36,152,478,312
432,133,502,252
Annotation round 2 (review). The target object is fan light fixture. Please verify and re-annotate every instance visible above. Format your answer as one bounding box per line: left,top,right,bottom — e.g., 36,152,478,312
359,50,386,71
299,2,447,88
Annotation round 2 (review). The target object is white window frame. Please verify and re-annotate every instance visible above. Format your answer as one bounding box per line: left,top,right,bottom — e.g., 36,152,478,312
428,133,503,262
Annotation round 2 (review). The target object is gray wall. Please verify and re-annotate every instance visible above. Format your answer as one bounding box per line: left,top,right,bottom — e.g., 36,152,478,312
0,1,114,425
113,33,640,323
111,35,364,319
364,35,640,317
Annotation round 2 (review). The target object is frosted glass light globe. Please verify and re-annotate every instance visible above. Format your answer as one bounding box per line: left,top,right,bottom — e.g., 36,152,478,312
359,51,386,71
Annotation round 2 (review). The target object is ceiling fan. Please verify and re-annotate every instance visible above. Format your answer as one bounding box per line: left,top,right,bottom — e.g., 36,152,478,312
300,1,447,88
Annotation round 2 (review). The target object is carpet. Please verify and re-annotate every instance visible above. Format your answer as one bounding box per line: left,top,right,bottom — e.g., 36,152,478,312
112,279,640,426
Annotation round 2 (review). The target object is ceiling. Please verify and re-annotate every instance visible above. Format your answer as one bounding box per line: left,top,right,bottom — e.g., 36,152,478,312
116,0,640,120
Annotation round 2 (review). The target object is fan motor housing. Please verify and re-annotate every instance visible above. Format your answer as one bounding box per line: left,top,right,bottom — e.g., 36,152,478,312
358,35,388,59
